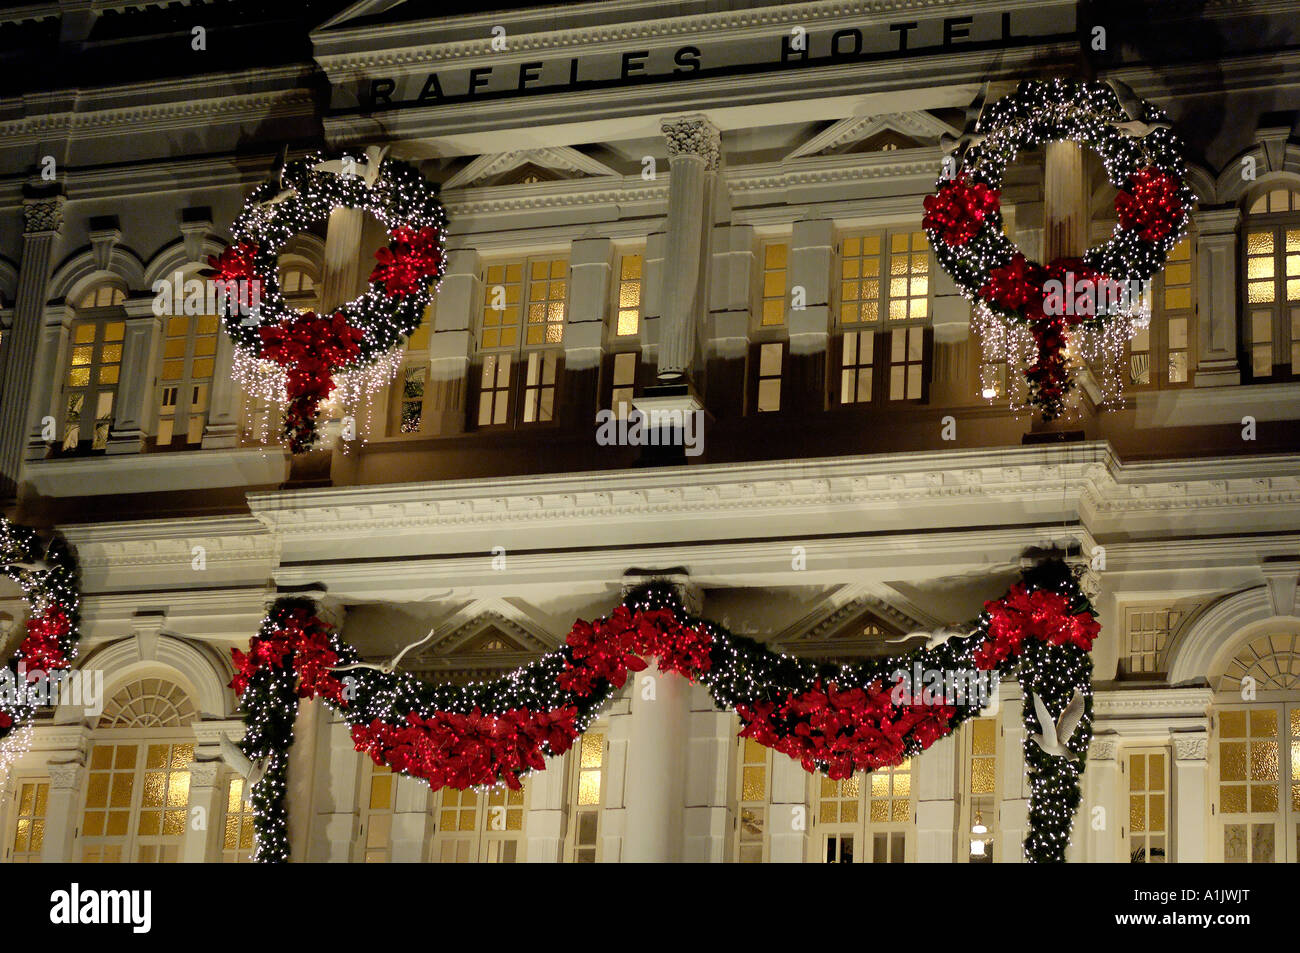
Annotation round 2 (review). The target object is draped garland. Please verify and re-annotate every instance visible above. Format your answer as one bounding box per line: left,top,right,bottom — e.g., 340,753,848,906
229,560,1096,863
0,518,82,764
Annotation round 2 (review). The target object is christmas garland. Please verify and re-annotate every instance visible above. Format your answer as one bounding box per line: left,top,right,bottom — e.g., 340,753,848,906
230,560,1096,863
209,149,448,452
924,79,1193,418
0,517,82,750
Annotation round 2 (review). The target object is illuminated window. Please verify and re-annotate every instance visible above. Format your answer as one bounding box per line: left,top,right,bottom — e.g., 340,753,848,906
736,738,772,863
1121,605,1185,676
78,284,125,309
1130,237,1194,389
835,230,930,403
221,777,256,863
476,257,567,427
62,319,124,451
755,341,784,412
613,253,643,336
393,320,432,436
358,761,398,863
813,761,913,863
962,718,998,862
80,679,196,863
1214,705,1300,862
1242,188,1300,382
1126,748,1168,862
155,314,218,447
432,781,527,863
610,351,637,418
758,242,788,327
569,730,605,862
7,779,48,863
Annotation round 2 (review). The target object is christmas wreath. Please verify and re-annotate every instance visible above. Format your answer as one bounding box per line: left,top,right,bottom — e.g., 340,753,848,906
0,517,82,764
210,148,448,452
228,560,1096,863
924,79,1193,418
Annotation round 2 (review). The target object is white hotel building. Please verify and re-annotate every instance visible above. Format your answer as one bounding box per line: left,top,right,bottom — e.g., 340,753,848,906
0,0,1297,864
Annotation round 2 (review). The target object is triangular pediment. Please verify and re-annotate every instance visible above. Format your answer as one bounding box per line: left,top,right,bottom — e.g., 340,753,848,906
771,586,941,661
442,147,620,190
786,111,960,160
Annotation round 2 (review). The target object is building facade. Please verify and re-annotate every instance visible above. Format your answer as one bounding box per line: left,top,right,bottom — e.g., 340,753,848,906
0,0,1298,863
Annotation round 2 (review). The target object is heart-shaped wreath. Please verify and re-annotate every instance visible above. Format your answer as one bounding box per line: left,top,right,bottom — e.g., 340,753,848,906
0,517,82,766
228,560,1097,863
925,79,1194,418
209,148,448,452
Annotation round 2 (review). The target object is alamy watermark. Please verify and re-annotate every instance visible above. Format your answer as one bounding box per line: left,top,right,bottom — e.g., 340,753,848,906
0,664,103,718
1042,272,1153,320
152,270,262,322
595,408,704,457
889,664,998,708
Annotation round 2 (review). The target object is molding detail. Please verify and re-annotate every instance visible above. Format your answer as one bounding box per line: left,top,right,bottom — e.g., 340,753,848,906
442,146,620,189
786,111,959,159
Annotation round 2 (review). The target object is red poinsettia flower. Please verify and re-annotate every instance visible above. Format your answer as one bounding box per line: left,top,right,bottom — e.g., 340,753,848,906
1115,166,1184,244
369,226,443,298
18,607,72,673
923,175,1001,246
258,311,366,452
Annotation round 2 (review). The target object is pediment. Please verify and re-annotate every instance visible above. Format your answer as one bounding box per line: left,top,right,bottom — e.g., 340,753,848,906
786,111,959,160
443,147,620,190
771,587,939,660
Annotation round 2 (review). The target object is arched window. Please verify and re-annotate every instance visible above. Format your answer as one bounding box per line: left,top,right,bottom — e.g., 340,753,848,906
1241,186,1300,382
79,677,197,863
1212,633,1300,863
155,314,218,447
62,283,127,452
279,267,318,314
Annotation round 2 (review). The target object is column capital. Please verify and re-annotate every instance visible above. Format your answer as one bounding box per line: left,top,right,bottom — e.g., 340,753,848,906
661,115,720,171
48,759,85,789
1191,205,1241,236
187,758,222,788
1172,729,1208,763
1088,733,1119,761
23,195,65,236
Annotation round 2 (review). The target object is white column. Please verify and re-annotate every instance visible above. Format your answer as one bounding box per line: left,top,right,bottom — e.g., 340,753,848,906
0,196,63,488
40,760,84,862
1044,141,1088,261
768,754,810,862
426,248,479,436
622,667,689,861
202,328,240,448
25,309,71,461
1172,729,1210,862
1078,735,1119,862
523,753,568,863
389,773,430,863
706,223,755,362
106,298,162,454
1192,207,1242,387
683,682,733,862
915,733,958,861
997,684,1029,862
655,115,719,380
787,218,833,358
566,237,613,374
318,207,364,313
182,759,223,862
306,706,360,862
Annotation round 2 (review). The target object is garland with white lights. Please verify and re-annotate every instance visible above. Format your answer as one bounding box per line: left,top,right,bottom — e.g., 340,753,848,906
924,79,1193,418
210,149,447,452
230,560,1096,863
0,517,82,774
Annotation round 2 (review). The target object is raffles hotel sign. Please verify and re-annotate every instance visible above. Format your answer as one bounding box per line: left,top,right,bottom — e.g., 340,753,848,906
357,6,1077,111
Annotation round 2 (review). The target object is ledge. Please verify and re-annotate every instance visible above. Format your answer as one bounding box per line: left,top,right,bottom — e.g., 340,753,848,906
23,446,289,498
